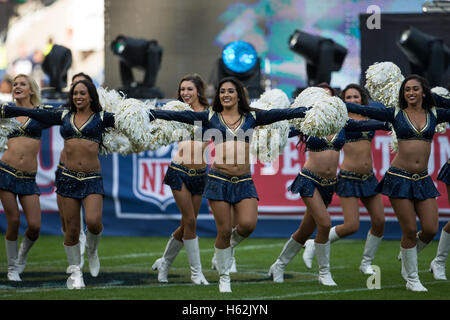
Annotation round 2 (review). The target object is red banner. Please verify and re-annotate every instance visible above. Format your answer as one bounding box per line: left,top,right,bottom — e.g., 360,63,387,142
251,130,450,220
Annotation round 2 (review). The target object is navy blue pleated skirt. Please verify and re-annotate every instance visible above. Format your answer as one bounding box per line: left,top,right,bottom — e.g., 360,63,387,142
376,166,439,200
288,168,337,206
204,169,259,204
56,167,104,199
163,162,207,195
437,160,450,185
336,170,379,198
0,161,40,195
54,161,65,181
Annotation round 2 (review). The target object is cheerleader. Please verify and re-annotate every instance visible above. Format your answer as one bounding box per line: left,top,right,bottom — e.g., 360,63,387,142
301,84,385,275
0,74,50,281
151,74,210,285
345,75,450,291
146,77,312,292
56,72,94,270
269,85,390,286
1,80,118,289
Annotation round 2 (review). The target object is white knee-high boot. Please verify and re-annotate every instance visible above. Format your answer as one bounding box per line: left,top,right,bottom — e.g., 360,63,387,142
430,230,450,280
268,237,303,283
401,233,428,281
17,234,36,274
303,226,340,269
62,231,84,271
315,241,337,286
401,246,427,292
359,231,382,275
5,239,21,281
85,230,101,277
64,243,85,289
184,237,209,285
152,235,183,283
212,228,241,273
215,246,232,293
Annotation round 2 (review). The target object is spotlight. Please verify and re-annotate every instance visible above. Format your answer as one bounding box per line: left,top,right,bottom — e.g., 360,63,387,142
111,35,164,99
397,26,449,87
41,44,72,99
288,30,347,87
214,41,263,99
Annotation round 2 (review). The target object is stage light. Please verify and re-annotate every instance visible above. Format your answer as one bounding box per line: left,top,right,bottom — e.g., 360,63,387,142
111,35,164,99
397,26,449,87
41,44,72,99
222,41,258,74
214,41,263,99
288,30,347,87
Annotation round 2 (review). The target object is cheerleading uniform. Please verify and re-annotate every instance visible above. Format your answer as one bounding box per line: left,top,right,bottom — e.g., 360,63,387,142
288,119,390,205
345,101,450,200
151,107,308,203
0,104,54,195
1,105,115,199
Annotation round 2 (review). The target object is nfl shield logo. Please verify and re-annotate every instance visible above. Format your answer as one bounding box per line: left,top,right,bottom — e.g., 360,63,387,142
132,145,176,210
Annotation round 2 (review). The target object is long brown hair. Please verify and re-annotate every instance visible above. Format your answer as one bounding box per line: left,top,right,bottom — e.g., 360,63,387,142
69,80,102,113
341,83,369,106
398,74,435,110
176,73,209,108
212,77,251,114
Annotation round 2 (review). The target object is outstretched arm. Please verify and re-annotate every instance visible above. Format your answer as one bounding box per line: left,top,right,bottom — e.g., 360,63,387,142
345,119,391,132
254,107,309,126
345,102,395,122
432,93,450,109
150,109,210,127
1,104,63,125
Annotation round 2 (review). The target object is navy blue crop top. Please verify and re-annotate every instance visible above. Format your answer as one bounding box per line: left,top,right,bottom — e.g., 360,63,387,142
2,105,115,144
289,119,390,152
1,103,54,140
346,101,450,142
345,128,375,143
150,107,308,145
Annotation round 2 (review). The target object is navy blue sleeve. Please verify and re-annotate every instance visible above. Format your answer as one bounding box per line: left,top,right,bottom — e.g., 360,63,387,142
436,108,450,123
1,104,63,125
254,107,308,126
345,119,391,132
103,111,115,128
432,93,450,109
345,102,395,122
150,109,210,127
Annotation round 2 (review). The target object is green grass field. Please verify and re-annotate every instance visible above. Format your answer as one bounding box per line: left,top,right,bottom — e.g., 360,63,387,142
0,234,449,301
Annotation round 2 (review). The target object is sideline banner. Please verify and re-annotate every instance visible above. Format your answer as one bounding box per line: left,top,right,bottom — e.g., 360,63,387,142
0,110,448,239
